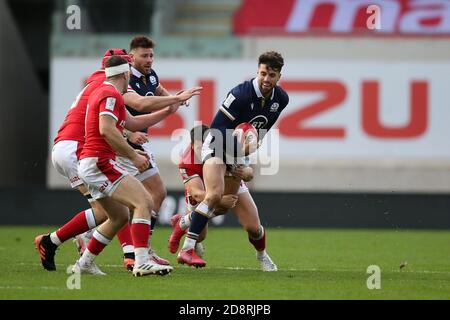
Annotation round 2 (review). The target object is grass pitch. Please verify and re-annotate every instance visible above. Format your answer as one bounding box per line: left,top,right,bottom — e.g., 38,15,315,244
0,226,449,299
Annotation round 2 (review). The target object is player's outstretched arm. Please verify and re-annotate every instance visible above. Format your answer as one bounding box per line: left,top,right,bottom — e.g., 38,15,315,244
124,86,202,113
123,91,180,113
124,109,173,132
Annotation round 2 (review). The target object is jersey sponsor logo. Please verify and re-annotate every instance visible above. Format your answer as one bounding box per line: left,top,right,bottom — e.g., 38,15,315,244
99,181,109,193
145,91,155,96
69,176,80,183
222,93,236,109
150,76,157,85
105,97,116,111
249,115,268,130
270,102,279,112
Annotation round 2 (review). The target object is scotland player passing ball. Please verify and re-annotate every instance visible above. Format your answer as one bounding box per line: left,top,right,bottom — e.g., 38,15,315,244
177,51,289,267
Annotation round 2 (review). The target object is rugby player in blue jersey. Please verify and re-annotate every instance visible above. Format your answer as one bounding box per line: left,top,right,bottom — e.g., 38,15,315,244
177,51,289,269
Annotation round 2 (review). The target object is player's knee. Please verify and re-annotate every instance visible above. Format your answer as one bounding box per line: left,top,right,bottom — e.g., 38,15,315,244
115,212,129,227
246,224,262,238
153,187,167,211
135,193,154,217
90,202,107,223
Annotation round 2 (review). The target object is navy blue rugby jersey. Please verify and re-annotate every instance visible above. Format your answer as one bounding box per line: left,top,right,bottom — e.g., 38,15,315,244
211,77,289,142
126,66,160,133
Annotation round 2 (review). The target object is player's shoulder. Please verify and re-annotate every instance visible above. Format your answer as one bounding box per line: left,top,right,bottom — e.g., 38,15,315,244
86,70,105,85
148,69,159,86
92,82,122,100
275,85,289,106
228,79,253,102
149,68,158,78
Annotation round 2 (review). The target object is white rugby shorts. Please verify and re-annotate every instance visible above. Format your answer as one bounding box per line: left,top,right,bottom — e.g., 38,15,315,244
116,140,159,181
52,140,84,189
78,157,128,200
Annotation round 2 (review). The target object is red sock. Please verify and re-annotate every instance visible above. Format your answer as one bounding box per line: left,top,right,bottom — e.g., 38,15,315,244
87,230,110,255
55,210,90,243
117,223,133,248
249,231,266,252
131,219,150,248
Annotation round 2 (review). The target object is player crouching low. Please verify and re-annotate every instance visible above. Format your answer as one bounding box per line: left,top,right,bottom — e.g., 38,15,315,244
168,124,277,271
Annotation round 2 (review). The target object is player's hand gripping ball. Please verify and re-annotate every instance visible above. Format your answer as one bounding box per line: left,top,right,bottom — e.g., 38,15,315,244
233,122,258,155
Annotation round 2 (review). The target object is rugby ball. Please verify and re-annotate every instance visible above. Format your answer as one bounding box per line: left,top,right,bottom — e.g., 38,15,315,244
233,122,258,151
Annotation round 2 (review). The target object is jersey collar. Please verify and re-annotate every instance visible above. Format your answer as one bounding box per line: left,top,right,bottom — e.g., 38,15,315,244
252,78,274,100
103,81,120,93
131,66,148,79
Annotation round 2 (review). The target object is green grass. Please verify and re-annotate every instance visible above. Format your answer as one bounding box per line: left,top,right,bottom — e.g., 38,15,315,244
0,226,449,299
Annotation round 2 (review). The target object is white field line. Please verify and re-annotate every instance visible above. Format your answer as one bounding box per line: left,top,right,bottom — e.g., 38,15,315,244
17,262,450,275
0,285,67,291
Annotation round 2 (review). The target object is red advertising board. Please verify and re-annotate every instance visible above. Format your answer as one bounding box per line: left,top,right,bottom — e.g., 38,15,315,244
233,0,450,36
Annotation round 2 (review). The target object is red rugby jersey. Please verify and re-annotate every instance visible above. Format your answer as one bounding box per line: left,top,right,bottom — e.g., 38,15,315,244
80,82,126,160
54,70,106,145
178,144,203,181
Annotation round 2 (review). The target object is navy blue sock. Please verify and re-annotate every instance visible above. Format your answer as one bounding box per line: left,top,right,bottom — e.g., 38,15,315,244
150,217,157,235
188,211,209,238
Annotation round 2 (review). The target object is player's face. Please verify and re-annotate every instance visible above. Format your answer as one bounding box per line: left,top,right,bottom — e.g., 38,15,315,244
131,47,154,75
256,64,281,97
118,70,130,93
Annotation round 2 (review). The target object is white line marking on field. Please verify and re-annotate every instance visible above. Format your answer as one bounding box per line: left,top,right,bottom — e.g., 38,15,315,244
17,263,450,275
0,285,66,291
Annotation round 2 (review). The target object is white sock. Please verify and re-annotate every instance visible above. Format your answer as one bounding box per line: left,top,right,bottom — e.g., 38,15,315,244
180,213,192,230
85,208,97,229
49,232,62,246
256,250,267,259
122,245,134,254
79,248,96,266
135,247,149,266
182,237,196,250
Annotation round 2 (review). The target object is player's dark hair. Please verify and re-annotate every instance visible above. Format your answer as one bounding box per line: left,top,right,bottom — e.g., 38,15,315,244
258,51,284,72
129,35,155,51
104,55,128,68
190,124,210,144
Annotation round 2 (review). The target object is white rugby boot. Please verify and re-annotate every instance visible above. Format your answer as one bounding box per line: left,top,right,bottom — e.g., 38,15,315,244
71,259,106,276
148,248,171,266
132,262,173,277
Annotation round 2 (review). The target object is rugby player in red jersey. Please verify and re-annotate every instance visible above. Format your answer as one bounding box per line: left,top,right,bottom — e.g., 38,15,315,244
169,125,277,271
35,48,201,272
72,56,173,276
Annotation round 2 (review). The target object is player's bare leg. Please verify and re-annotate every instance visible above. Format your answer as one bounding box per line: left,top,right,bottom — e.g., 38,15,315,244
234,192,277,272
75,175,172,276
73,198,129,275
34,184,108,271
110,175,172,276
178,157,226,267
170,175,238,255
69,185,135,271
141,173,170,265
